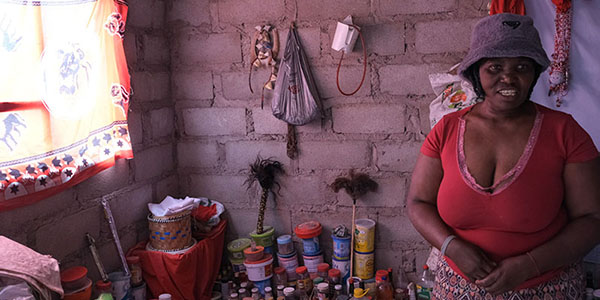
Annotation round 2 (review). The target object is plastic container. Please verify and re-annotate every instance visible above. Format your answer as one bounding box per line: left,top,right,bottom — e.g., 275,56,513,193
63,278,92,300
244,253,274,281
303,251,324,274
317,263,330,279
296,266,313,295
60,266,89,292
332,257,350,284
278,250,299,281
250,226,275,247
375,270,389,283
131,282,146,300
244,245,265,262
109,271,132,300
95,281,114,300
353,250,374,279
332,234,351,260
416,265,434,300
295,221,323,255
354,219,375,252
274,267,288,287
328,268,342,286
376,276,394,300
126,256,143,287
228,238,252,261
277,235,294,255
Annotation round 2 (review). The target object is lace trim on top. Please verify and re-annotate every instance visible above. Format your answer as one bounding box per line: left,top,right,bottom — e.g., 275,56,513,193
457,107,544,195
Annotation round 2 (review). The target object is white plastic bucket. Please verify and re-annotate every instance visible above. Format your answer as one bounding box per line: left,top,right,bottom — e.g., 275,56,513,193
244,254,274,281
131,282,146,300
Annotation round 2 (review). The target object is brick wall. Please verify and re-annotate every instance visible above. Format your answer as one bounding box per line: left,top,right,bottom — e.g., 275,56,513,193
0,0,177,281
173,0,487,283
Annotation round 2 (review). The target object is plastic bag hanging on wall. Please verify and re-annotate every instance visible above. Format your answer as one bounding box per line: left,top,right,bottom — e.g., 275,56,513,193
271,24,321,126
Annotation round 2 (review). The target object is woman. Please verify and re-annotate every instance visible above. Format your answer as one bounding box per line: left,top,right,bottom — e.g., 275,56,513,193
407,13,600,299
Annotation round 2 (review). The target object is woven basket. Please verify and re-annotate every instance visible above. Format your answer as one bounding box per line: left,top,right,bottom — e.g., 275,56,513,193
148,210,192,251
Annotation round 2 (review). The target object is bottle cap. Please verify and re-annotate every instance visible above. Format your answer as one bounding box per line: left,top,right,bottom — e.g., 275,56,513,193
274,266,286,274
295,266,308,274
317,282,329,291
251,288,259,293
423,265,429,270
277,285,285,290
328,268,341,278
353,288,369,298
334,284,342,290
317,263,330,273
265,287,272,292
231,293,239,298
283,287,295,296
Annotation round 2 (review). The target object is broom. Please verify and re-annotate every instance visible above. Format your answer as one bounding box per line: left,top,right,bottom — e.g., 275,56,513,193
331,170,378,279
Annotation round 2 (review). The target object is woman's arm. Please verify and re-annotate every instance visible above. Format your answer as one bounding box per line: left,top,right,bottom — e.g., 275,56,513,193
407,153,496,281
477,157,600,294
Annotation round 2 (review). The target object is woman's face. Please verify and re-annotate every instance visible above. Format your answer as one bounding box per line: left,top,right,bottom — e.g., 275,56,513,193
478,57,536,110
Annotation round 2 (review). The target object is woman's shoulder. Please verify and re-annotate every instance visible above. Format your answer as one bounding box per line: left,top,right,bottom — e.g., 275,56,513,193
534,102,573,120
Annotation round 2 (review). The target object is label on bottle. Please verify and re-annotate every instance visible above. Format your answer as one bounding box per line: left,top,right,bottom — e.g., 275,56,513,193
415,285,432,300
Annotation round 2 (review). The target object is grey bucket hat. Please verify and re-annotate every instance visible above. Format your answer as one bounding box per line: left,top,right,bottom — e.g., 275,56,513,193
459,13,550,81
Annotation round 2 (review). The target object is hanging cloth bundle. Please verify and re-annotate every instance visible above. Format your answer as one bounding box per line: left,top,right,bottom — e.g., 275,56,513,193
548,0,572,107
272,23,322,159
249,25,279,109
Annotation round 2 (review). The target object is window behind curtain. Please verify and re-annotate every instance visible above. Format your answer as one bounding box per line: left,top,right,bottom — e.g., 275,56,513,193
0,0,132,211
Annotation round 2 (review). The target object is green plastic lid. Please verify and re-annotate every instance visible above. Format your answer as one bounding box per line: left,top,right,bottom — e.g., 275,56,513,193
227,238,252,252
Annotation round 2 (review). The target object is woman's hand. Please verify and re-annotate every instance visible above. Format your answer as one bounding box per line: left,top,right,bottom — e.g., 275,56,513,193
444,238,497,282
475,254,536,295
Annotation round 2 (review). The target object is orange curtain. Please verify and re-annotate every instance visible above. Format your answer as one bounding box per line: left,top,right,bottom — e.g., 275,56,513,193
0,0,132,211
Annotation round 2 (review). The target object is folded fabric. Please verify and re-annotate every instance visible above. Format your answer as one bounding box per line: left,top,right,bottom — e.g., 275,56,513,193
0,236,63,300
192,204,217,223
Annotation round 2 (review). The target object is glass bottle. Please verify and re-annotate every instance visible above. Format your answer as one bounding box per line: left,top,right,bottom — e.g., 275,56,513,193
317,282,329,300
251,287,260,300
239,288,248,298
274,267,288,288
317,263,330,280
333,284,342,300
296,266,313,294
265,287,274,300
277,285,286,299
296,280,310,300
283,287,296,300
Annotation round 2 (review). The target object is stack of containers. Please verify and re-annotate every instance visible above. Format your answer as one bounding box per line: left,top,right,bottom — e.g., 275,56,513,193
295,221,324,274
250,225,276,255
243,244,274,295
331,228,352,285
276,234,299,284
353,219,376,280
227,238,252,274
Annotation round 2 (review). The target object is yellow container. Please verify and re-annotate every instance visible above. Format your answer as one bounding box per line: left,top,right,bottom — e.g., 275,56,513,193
353,250,374,279
354,219,375,252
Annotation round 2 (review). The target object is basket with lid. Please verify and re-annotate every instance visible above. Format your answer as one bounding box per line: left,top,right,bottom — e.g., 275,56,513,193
148,210,192,251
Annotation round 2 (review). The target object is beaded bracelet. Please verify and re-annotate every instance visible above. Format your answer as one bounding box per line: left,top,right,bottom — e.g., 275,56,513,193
440,235,457,257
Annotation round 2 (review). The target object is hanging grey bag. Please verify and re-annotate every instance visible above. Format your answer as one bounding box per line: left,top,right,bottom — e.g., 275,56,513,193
272,26,321,126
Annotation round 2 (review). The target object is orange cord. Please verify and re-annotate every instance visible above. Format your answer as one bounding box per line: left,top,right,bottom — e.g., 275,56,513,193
336,24,367,96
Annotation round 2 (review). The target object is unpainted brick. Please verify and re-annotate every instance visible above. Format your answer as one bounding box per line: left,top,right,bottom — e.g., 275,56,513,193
297,0,370,20
35,206,102,261
299,141,370,170
187,175,250,207
74,158,131,201
378,0,457,15
175,32,241,65
178,141,220,168
332,105,405,134
134,144,174,182
379,64,446,95
313,66,371,99
110,185,153,230
128,111,143,146
172,70,214,100
377,141,422,172
363,23,405,56
150,107,174,139
168,0,210,26
182,108,246,136
127,0,164,28
143,34,170,65
415,20,477,54
224,208,292,240
279,27,321,59
217,0,285,24
155,175,180,201
252,108,287,135
225,141,288,171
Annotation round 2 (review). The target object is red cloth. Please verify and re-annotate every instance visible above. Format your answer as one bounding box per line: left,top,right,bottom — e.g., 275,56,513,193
193,204,218,222
421,103,598,289
129,219,227,300
490,0,526,15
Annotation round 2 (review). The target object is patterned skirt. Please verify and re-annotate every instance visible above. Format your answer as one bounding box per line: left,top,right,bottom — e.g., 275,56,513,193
432,256,585,300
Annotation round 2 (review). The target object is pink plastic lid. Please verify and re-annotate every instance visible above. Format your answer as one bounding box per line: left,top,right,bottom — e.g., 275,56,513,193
294,221,322,239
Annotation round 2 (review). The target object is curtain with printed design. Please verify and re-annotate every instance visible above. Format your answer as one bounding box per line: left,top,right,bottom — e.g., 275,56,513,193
0,0,132,211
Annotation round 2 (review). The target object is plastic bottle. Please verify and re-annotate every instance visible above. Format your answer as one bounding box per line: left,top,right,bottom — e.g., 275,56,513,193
296,266,313,294
350,288,368,300
415,265,434,300
95,281,114,300
377,276,394,300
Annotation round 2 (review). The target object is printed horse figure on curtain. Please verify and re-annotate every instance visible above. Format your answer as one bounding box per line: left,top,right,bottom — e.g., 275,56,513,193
0,113,27,152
